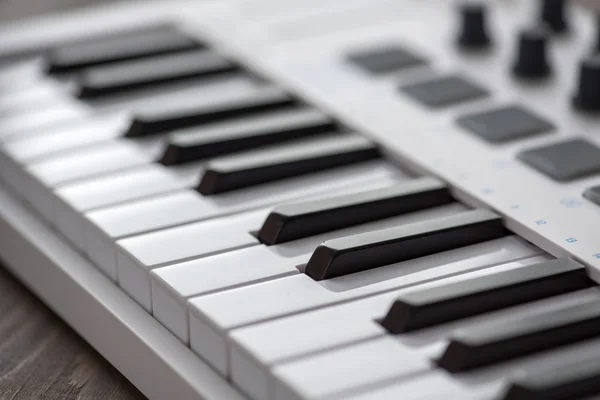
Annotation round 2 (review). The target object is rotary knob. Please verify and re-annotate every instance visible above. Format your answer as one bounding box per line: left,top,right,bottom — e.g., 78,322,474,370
573,55,600,112
457,3,491,50
512,27,552,79
540,0,568,34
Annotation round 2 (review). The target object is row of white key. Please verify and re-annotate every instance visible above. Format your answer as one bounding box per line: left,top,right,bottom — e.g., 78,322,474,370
148,201,465,340
186,235,542,377
270,285,600,400
0,81,552,400
338,331,600,400
0,94,556,400
116,169,406,312
0,75,293,242
229,254,553,400
0,32,574,400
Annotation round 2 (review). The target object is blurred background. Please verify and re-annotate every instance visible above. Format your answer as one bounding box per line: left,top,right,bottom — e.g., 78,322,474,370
1,0,599,23
0,0,126,22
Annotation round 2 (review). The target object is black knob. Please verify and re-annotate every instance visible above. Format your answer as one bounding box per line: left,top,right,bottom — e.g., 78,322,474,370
573,55,600,112
512,27,552,79
540,0,569,34
457,3,491,50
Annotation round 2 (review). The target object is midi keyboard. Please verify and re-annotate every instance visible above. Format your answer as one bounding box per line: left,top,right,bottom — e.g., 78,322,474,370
2,0,600,399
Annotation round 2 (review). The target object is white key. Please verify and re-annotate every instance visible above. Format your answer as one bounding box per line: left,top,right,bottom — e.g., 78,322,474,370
2,112,131,163
150,177,407,342
23,140,153,225
272,289,600,400
85,190,197,280
168,160,206,187
87,190,206,240
273,336,429,400
187,234,541,376
228,256,551,400
56,164,186,212
0,81,68,115
54,164,187,253
118,209,267,312
86,162,398,283
26,139,153,187
0,102,88,141
0,60,44,90
90,161,400,241
341,373,472,400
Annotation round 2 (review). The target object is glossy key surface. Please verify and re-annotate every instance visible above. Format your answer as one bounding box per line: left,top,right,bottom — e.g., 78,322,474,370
198,133,380,194
78,50,238,98
438,295,600,372
161,107,335,165
381,258,593,333
305,208,506,280
47,26,200,73
125,86,296,137
258,177,452,245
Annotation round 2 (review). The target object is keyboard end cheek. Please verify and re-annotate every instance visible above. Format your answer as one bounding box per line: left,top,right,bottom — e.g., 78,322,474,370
304,244,338,281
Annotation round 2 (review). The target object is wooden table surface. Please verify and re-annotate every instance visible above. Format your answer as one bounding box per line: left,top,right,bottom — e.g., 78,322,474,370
0,265,146,400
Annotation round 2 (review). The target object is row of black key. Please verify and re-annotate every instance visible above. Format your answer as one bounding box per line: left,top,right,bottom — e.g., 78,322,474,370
377,255,600,399
40,24,395,195
44,24,245,103
45,25,600,190
77,49,240,98
39,25,599,296
244,177,600,399
46,24,203,74
37,27,600,399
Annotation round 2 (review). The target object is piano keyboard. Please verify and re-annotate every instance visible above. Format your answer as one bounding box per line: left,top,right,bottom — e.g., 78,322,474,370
1,1,600,399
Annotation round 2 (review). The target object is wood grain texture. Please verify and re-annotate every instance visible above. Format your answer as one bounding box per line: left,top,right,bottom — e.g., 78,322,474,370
0,264,146,400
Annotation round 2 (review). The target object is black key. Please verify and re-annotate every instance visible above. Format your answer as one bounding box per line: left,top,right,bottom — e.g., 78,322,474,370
47,26,200,74
125,87,296,138
583,185,600,206
304,209,506,281
381,258,593,334
400,74,489,108
457,105,554,143
197,133,380,195
346,45,427,75
437,297,600,373
503,348,600,400
161,107,336,165
77,50,238,99
258,177,453,245
518,139,600,182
